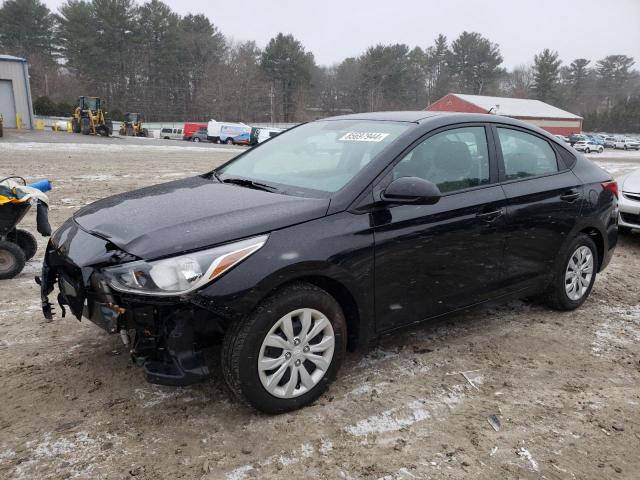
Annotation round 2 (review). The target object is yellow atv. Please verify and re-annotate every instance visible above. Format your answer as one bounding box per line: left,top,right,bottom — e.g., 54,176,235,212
118,112,149,137
71,96,113,136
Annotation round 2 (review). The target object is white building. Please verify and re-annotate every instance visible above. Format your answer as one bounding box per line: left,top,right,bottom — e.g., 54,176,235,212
0,55,34,129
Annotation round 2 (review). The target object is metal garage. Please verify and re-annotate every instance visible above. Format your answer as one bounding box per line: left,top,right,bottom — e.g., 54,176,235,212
0,55,34,129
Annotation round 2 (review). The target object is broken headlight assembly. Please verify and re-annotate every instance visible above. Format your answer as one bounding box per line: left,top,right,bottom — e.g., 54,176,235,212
102,235,268,296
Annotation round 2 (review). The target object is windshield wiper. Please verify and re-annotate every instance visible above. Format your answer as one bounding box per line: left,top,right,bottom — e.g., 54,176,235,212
221,177,278,192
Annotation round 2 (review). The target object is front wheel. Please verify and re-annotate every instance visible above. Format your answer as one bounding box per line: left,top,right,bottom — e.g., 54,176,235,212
221,282,347,413
585,147,590,153
193,137,201,142
542,234,598,311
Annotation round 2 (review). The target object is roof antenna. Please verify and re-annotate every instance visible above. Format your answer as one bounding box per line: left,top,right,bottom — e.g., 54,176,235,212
488,105,498,114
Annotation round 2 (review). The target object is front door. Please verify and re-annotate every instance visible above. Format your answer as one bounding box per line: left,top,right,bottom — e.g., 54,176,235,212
373,125,508,332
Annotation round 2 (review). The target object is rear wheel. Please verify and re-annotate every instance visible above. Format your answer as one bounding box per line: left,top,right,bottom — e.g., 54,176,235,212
0,241,26,280
193,137,201,142
585,147,590,153
222,282,347,413
542,234,598,311
13,229,37,261
225,138,234,145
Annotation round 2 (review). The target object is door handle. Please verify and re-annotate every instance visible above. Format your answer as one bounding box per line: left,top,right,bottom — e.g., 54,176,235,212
560,189,581,202
476,209,504,222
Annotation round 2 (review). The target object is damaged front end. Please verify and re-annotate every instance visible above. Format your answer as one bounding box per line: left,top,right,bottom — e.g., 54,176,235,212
37,218,235,386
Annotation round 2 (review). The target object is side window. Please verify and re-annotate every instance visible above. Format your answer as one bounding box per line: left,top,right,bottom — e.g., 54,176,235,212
392,126,490,194
497,128,558,180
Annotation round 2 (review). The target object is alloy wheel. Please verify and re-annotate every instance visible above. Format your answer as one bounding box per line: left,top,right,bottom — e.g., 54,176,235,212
565,245,594,301
258,308,335,399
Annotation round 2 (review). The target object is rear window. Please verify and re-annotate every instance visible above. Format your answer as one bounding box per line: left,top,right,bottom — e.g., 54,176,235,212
497,128,559,180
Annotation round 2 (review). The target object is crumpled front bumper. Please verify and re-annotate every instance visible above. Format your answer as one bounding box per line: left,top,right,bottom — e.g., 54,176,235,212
38,218,212,386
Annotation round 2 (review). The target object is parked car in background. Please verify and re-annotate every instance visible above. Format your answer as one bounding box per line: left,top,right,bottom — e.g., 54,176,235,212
554,134,570,143
568,133,585,145
160,127,183,140
618,168,640,233
604,136,617,148
573,140,604,154
614,138,640,150
250,126,285,146
183,122,207,141
190,127,210,142
586,135,604,146
39,111,619,413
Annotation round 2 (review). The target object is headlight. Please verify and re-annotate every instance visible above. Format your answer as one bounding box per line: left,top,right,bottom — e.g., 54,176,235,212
102,235,268,296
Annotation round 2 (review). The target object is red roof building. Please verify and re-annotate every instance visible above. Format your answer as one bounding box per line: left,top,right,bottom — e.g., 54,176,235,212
426,93,582,136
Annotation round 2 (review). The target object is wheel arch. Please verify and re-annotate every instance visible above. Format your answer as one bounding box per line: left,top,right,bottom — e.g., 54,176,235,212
579,226,604,271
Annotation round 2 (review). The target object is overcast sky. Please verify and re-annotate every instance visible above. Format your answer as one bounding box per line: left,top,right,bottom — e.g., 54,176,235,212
43,0,640,68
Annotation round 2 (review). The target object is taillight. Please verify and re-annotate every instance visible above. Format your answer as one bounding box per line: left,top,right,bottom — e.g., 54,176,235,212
601,180,618,199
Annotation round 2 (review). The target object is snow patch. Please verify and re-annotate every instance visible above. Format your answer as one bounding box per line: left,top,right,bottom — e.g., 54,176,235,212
517,447,540,472
0,141,243,154
592,304,640,355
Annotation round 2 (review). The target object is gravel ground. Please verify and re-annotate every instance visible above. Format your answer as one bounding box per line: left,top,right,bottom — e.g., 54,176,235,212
0,131,639,480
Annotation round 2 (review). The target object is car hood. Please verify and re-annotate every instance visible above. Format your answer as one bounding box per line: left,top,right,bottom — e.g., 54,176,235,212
622,169,640,194
72,176,330,259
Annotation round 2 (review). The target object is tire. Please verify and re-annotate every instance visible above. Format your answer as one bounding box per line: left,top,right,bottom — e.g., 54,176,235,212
598,147,603,153
585,148,590,153
81,117,91,135
542,234,598,311
624,145,628,151
225,138,234,145
221,282,347,413
193,137,201,142
72,118,81,134
0,241,26,280
13,229,37,261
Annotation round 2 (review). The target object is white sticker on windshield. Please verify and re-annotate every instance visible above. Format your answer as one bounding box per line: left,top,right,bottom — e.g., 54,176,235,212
339,132,390,142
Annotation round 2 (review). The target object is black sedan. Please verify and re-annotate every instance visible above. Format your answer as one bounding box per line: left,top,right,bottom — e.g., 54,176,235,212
39,111,618,413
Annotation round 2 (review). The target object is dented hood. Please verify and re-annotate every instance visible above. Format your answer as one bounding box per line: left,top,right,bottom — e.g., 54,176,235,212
73,176,329,259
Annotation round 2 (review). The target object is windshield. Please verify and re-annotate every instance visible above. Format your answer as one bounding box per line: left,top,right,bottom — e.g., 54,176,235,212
82,98,98,111
216,120,411,193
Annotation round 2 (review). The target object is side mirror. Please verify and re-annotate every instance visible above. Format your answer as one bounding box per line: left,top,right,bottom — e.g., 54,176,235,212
382,176,441,205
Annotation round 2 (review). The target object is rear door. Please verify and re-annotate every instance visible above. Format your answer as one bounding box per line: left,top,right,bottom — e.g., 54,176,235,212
373,124,509,332
493,125,583,288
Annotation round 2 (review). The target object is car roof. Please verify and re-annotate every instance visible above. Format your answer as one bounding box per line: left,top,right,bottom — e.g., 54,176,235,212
319,111,562,130
322,111,444,123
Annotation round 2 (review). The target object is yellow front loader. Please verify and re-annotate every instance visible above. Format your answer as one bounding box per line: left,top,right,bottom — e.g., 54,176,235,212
118,113,149,137
71,96,113,136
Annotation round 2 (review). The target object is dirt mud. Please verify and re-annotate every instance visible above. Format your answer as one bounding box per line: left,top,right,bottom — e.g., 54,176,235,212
1,132,639,479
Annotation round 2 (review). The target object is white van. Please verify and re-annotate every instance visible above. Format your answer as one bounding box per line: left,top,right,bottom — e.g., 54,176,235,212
207,120,250,144
160,127,183,140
